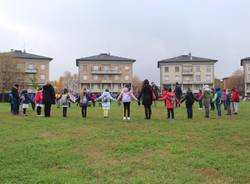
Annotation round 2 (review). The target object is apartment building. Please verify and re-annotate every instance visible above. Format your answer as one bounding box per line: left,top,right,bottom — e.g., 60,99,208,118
76,53,135,93
157,53,217,92
241,57,250,96
0,49,52,92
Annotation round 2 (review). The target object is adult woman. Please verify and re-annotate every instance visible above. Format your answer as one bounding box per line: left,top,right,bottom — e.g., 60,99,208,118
138,79,153,120
42,81,55,117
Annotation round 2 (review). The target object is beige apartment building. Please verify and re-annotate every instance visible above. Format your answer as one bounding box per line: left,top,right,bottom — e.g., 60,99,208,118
158,54,217,92
0,50,52,92
76,53,135,93
241,57,250,97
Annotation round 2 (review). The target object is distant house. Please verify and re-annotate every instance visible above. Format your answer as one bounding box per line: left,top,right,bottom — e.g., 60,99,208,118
157,53,217,91
241,57,250,97
76,53,135,93
0,49,52,92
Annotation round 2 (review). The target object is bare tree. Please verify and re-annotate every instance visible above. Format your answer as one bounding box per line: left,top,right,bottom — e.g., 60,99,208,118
132,75,142,96
227,69,244,94
61,71,79,93
0,55,24,100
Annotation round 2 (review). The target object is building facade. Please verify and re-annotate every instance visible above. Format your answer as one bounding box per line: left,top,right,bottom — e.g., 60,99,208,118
0,50,52,92
158,54,217,92
76,53,135,93
241,57,250,97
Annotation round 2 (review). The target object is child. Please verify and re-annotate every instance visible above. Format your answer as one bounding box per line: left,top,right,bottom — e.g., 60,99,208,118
8,91,14,113
212,88,222,116
117,84,138,120
181,88,197,119
21,89,32,116
222,89,227,111
197,89,203,110
78,88,92,118
226,89,232,115
34,87,43,116
231,88,240,114
59,88,71,117
97,89,116,118
159,88,179,120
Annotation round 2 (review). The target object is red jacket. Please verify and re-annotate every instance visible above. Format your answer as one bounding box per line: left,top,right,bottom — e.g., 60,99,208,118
34,91,43,104
159,92,179,109
231,91,240,102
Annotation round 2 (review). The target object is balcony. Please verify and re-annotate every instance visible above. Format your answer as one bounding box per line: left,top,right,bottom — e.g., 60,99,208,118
25,69,37,74
101,80,113,83
182,70,193,75
91,70,122,74
182,80,193,84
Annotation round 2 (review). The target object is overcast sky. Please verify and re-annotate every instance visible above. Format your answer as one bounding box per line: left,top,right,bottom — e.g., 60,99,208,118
0,0,250,83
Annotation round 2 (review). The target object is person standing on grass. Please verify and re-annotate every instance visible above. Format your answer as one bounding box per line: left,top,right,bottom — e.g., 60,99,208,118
159,88,179,120
151,82,159,107
59,88,72,118
212,88,222,116
8,91,14,113
161,87,168,106
202,85,211,118
117,84,138,121
78,88,92,118
97,89,117,118
138,79,154,120
210,88,215,111
197,89,203,110
34,87,43,116
174,82,182,107
20,89,33,116
225,89,232,115
222,89,227,111
231,88,240,115
11,84,20,115
42,81,55,117
181,88,197,119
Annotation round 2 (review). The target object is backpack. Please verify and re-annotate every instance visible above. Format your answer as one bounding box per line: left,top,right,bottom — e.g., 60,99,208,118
102,95,109,103
60,94,68,105
170,95,176,104
80,96,88,106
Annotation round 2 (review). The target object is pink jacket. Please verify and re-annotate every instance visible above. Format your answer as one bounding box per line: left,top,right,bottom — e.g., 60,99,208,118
34,91,43,104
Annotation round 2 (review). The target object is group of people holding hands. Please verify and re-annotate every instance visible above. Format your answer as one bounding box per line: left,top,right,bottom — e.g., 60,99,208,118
8,79,240,121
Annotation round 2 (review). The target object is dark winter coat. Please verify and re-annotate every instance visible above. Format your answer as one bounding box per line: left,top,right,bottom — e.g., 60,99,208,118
174,85,183,100
42,84,55,105
11,86,20,105
181,91,197,108
138,84,153,106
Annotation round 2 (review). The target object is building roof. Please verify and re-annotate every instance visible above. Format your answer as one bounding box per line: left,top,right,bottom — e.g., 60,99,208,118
240,57,250,66
157,54,217,68
0,50,53,61
76,53,135,66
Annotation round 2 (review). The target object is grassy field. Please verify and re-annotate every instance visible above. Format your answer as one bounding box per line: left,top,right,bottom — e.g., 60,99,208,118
0,102,250,184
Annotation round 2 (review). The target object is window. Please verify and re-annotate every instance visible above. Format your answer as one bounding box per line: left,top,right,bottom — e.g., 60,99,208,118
164,67,169,72
28,64,34,70
183,66,192,73
248,74,250,81
103,65,110,71
93,66,99,71
93,75,98,80
195,66,200,72
164,75,169,81
206,66,211,72
125,75,129,81
83,75,88,81
113,66,119,71
82,65,87,72
40,75,45,80
114,75,120,81
175,66,179,72
113,84,119,90
206,75,211,82
41,65,46,70
196,75,201,81
17,64,23,69
103,75,109,80
183,75,193,82
248,66,250,71
93,84,99,89
175,75,180,81
125,66,129,70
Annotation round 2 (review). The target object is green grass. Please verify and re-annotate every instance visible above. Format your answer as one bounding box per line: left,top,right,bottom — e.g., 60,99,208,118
0,102,250,184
